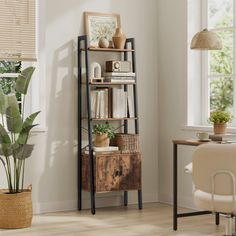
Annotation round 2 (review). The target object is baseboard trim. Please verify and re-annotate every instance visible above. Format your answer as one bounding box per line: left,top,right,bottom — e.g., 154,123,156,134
33,191,159,214
158,192,199,210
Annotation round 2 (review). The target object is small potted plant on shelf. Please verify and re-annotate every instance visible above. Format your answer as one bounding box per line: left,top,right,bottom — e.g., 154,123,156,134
92,123,115,147
0,67,40,229
209,110,233,134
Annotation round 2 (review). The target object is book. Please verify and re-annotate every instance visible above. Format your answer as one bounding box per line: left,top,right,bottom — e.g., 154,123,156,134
91,91,97,118
84,146,120,155
128,95,134,117
86,146,119,152
104,78,135,83
104,89,109,118
99,90,105,118
103,72,135,77
84,150,120,155
95,91,101,118
112,88,119,118
209,133,236,141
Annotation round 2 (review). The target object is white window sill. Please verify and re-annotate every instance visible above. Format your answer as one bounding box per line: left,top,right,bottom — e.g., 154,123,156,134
182,125,236,134
31,126,47,133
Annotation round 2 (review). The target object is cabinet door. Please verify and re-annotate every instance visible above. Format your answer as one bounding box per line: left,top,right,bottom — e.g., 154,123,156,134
119,153,141,190
96,155,120,192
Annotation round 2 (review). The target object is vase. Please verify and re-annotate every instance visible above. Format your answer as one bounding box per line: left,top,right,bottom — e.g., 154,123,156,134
0,187,32,229
213,123,227,134
112,28,126,49
98,37,109,48
94,133,110,147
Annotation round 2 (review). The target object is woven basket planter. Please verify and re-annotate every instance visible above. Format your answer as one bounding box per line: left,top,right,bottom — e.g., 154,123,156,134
113,133,140,153
0,188,32,229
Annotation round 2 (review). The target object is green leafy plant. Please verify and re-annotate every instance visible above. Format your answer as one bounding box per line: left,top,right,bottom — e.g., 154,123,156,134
0,67,40,193
92,123,115,139
209,110,233,124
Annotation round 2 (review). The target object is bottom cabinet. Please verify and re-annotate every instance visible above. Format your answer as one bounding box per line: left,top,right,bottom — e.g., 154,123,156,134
82,153,141,193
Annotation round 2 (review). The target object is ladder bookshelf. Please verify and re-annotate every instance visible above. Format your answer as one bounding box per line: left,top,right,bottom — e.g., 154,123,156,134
77,35,142,214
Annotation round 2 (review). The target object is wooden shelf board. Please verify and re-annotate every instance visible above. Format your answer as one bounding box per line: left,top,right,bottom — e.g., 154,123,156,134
82,117,137,121
81,47,134,52
90,82,136,85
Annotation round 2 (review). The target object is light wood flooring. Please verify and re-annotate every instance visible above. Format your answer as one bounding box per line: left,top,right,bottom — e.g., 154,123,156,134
0,203,227,236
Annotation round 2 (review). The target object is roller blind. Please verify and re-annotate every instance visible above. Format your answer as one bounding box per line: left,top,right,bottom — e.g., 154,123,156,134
0,0,36,61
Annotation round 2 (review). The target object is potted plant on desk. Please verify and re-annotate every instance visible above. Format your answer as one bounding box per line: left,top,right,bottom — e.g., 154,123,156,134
0,67,40,229
92,123,115,147
209,110,233,134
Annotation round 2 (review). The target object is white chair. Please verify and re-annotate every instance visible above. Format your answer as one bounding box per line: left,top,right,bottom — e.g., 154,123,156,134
192,143,236,236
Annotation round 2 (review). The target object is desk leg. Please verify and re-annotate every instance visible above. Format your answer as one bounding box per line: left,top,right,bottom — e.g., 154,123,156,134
173,143,178,231
215,212,220,225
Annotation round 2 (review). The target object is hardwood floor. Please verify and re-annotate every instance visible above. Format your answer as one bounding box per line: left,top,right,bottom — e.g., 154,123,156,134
0,203,226,236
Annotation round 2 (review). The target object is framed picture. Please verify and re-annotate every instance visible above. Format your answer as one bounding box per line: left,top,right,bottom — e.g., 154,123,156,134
84,12,121,48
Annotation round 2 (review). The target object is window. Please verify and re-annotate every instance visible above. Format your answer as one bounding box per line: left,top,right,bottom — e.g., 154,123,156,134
202,0,235,125
0,0,39,122
0,61,22,110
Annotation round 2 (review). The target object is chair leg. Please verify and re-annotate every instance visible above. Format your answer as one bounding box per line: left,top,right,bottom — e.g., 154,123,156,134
225,215,233,236
234,216,236,235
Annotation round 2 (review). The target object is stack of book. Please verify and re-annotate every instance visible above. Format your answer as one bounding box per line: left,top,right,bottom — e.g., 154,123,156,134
209,133,236,142
84,146,119,155
91,88,135,119
91,88,109,118
103,72,135,83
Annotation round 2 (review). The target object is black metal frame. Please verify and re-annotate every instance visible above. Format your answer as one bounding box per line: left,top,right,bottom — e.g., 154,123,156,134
78,35,142,214
173,142,220,230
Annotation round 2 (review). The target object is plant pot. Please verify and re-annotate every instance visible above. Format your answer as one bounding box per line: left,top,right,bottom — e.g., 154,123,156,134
94,133,110,147
112,28,126,49
0,187,32,229
213,123,227,134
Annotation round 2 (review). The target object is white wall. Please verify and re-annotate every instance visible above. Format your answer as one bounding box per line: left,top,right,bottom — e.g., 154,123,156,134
157,0,204,209
0,0,159,214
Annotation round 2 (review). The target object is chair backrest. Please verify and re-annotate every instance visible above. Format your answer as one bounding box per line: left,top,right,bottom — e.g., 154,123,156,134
193,143,236,195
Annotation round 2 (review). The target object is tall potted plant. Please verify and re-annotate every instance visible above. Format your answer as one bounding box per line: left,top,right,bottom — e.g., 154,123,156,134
0,67,40,229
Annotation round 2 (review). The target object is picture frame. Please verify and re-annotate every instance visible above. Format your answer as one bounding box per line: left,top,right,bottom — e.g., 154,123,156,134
84,12,121,48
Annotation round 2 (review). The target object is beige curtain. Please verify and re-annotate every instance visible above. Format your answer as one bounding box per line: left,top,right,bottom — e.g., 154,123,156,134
0,0,36,61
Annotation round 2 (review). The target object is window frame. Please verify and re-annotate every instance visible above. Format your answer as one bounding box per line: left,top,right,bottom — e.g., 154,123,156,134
201,0,236,126
0,0,46,132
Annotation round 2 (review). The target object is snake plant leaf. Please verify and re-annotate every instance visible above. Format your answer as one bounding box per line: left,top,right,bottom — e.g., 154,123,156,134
17,124,38,145
15,67,35,95
0,144,13,157
0,124,11,144
14,144,34,160
6,106,22,133
0,89,8,114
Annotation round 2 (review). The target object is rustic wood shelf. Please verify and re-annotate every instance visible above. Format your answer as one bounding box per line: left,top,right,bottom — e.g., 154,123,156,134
81,47,135,52
82,117,137,121
92,117,137,121
89,82,136,85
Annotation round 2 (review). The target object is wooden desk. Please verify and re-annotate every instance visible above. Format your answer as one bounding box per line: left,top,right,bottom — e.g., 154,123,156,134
172,139,220,230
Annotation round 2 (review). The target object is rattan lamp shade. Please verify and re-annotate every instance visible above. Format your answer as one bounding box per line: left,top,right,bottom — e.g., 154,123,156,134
190,29,222,50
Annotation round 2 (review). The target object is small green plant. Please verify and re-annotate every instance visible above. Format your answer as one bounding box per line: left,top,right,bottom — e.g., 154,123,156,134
92,123,115,139
209,110,233,124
